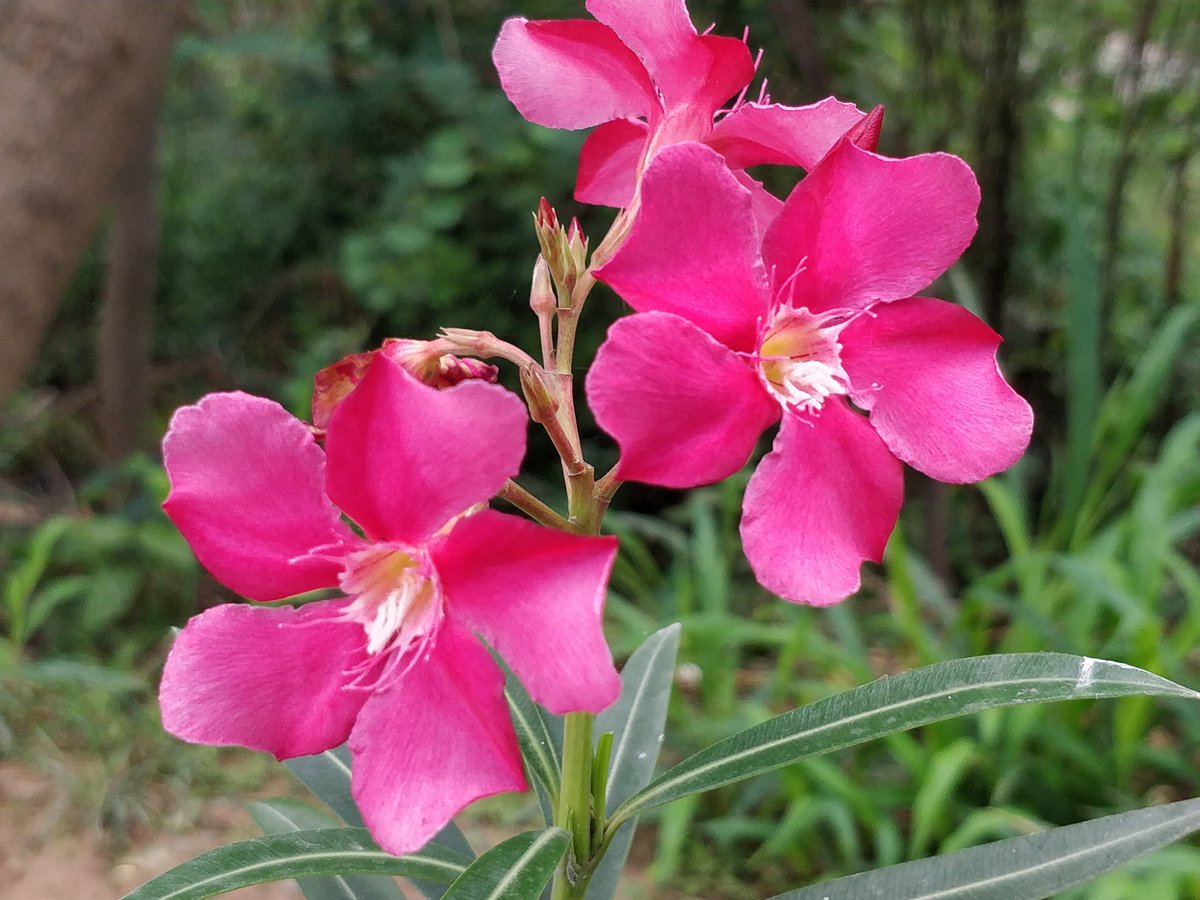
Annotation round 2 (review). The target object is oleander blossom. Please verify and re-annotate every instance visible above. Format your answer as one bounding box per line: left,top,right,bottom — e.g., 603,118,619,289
586,141,1033,605
492,0,871,225
159,354,620,854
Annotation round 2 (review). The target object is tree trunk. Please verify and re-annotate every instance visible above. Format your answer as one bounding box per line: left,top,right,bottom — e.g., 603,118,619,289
972,0,1027,331
1098,0,1159,324
0,0,187,408
1162,140,1193,308
98,113,161,459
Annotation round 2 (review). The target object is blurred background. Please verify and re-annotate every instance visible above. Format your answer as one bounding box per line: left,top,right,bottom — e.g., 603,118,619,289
2,0,1199,897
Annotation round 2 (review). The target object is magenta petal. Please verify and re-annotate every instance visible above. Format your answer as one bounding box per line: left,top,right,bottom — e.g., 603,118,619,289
162,392,350,601
740,403,903,606
595,142,770,351
493,17,657,130
841,297,1033,482
349,620,527,856
763,139,981,312
585,0,751,110
325,356,527,545
434,509,620,715
708,97,867,169
733,169,785,235
587,312,779,488
575,117,648,207
159,600,369,759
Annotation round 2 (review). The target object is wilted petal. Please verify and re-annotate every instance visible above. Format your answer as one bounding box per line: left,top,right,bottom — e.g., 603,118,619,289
595,142,769,351
349,620,527,856
325,356,526,545
740,403,903,606
575,117,648,207
841,297,1033,482
587,312,779,488
163,392,351,602
493,17,657,130
159,600,369,759
708,97,866,169
435,509,620,714
764,139,980,313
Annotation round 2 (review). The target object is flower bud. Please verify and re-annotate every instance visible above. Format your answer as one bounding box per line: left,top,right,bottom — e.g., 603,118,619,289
566,217,588,280
531,198,588,297
845,104,884,152
530,256,557,315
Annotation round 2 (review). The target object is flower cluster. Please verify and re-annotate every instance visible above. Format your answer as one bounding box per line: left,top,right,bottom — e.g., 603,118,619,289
157,0,1031,864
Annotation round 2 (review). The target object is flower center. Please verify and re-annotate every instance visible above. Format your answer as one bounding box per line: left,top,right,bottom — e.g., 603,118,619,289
757,306,850,412
339,545,444,656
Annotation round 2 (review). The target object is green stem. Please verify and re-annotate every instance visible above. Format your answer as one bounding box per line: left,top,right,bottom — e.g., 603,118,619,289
552,711,595,899
498,480,570,530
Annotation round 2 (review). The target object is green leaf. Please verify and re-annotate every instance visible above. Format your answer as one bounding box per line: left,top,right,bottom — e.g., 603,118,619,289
588,623,681,900
248,799,406,900
770,797,1200,899
283,744,473,898
505,668,562,821
441,828,569,900
610,654,1198,829
285,745,363,826
121,828,470,900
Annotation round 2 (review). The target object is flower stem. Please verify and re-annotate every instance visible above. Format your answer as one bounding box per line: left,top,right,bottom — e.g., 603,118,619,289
553,710,595,898
498,480,571,530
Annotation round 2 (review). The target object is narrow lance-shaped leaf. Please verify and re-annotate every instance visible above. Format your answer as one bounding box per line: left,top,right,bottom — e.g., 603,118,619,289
609,653,1199,829
248,799,407,900
121,828,471,900
285,743,474,863
504,664,562,823
441,828,569,900
771,797,1200,900
587,623,681,900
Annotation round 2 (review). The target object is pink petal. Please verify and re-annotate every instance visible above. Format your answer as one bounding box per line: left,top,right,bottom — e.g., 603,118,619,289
733,169,784,235
594,142,770,352
587,312,779,488
708,97,867,169
434,509,620,715
585,0,752,111
349,619,527,856
162,392,350,602
740,403,903,606
841,297,1033,482
492,17,657,130
324,355,527,545
159,600,370,759
763,139,980,313
575,117,648,207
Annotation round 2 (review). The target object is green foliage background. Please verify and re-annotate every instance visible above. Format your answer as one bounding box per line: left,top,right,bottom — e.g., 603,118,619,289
2,0,1200,896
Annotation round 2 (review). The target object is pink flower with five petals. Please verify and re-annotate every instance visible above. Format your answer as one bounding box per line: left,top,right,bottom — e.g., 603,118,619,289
492,0,871,226
159,354,620,854
585,141,1033,606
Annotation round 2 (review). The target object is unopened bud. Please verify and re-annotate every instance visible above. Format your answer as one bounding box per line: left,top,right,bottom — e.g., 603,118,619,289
845,104,884,152
530,256,557,316
566,217,588,279
518,362,559,425
532,198,589,297
533,196,562,265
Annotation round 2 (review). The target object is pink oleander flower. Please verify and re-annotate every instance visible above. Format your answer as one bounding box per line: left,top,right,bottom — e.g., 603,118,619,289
159,354,620,854
492,0,871,225
585,141,1033,606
